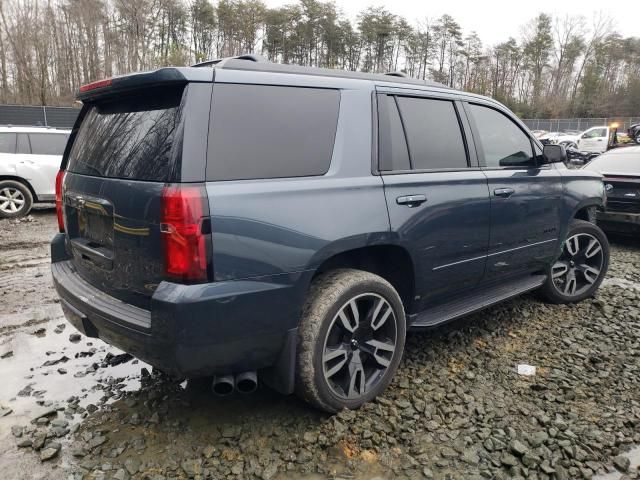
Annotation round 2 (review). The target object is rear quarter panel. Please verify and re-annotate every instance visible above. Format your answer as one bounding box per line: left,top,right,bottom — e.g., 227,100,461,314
206,86,390,282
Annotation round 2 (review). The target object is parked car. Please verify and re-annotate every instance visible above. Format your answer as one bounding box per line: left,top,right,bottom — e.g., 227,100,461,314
583,146,640,234
51,56,609,412
628,123,640,144
0,126,70,218
530,129,547,138
565,147,600,168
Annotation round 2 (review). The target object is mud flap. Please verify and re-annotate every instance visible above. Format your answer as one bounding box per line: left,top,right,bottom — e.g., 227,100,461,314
260,328,297,395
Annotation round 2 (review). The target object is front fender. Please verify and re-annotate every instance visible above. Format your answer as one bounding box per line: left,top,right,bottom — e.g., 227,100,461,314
556,167,605,255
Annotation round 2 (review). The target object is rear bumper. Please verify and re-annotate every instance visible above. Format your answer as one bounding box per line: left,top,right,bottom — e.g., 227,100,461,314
51,233,307,393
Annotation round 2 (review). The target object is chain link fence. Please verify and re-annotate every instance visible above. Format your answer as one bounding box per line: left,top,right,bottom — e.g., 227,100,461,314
0,105,80,129
522,117,640,133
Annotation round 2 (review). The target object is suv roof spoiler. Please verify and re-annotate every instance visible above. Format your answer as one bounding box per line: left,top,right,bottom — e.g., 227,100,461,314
75,67,212,102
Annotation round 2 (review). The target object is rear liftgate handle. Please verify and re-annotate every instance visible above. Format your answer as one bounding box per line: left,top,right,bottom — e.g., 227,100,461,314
396,194,427,207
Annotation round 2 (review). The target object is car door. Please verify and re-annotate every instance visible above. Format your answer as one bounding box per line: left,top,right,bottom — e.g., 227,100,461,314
578,127,608,153
15,132,67,200
377,92,490,310
464,102,562,281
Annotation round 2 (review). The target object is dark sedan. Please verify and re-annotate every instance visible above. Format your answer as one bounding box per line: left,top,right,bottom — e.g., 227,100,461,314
584,146,640,234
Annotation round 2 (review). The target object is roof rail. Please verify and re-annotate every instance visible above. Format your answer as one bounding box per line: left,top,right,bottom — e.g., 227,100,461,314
209,58,449,89
191,53,268,68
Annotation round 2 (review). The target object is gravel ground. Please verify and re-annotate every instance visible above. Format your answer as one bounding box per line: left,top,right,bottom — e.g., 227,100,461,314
1,210,639,480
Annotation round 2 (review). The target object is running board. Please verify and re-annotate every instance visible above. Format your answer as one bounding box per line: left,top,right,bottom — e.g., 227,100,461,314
409,274,547,328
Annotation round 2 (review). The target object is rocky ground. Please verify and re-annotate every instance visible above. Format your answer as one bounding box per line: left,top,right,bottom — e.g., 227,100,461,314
1,210,639,480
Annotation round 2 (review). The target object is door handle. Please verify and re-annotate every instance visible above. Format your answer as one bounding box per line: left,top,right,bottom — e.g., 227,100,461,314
396,194,427,207
493,188,515,198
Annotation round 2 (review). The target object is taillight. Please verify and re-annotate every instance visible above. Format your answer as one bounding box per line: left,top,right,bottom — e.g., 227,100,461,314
79,78,112,92
55,170,65,232
161,184,210,283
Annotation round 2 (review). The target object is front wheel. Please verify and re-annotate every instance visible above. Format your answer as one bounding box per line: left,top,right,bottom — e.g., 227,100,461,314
635,132,640,145
540,220,609,304
296,269,406,413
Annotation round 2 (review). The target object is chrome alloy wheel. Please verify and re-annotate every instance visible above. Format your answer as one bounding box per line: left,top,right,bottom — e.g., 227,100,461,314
322,293,397,400
552,233,605,297
0,187,25,214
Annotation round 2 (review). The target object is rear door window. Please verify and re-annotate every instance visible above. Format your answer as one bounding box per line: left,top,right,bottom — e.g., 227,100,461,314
0,133,16,153
66,85,186,181
29,133,68,155
378,95,410,171
207,84,340,181
395,96,468,170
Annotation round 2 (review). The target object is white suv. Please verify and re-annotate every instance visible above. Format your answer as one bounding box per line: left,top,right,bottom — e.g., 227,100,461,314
0,126,70,218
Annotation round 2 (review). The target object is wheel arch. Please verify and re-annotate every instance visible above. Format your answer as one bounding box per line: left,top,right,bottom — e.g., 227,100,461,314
309,243,417,315
0,175,39,202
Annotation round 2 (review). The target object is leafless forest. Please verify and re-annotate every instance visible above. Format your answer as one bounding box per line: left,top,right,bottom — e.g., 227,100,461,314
0,0,638,118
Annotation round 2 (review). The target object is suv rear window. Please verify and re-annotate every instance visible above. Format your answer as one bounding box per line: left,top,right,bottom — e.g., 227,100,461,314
66,86,186,181
29,133,68,155
207,84,340,181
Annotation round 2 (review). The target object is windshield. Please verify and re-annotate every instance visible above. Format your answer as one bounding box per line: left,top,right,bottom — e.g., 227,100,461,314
584,150,640,175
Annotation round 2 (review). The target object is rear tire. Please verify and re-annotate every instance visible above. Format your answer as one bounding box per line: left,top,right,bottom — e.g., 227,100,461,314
296,269,406,413
0,180,33,219
635,132,640,145
540,220,609,304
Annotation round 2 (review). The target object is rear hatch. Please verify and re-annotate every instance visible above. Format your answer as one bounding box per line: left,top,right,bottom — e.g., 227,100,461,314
62,79,208,309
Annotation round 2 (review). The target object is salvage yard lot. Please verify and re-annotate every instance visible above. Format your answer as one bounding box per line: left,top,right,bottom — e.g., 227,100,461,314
0,210,639,480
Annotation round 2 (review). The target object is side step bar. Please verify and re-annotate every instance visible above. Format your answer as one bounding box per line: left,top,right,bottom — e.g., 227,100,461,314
409,274,546,329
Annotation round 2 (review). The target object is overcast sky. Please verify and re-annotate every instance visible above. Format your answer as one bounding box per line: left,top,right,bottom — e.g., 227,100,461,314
263,0,632,46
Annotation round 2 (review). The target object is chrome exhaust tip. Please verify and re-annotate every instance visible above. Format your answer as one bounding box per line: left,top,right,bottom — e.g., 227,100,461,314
235,371,258,394
211,374,235,396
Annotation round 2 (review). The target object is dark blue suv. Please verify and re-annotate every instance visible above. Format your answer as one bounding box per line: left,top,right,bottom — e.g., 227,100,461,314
51,55,609,412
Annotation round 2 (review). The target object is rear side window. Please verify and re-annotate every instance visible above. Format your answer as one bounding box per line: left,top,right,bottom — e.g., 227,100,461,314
395,97,468,170
468,103,534,168
0,133,16,153
378,95,410,171
207,84,339,181
17,134,30,154
29,133,68,155
67,86,186,181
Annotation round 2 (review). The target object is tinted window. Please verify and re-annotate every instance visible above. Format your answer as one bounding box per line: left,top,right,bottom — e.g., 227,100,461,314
378,95,410,171
29,133,68,155
0,133,16,154
67,86,186,181
395,97,467,170
17,134,30,154
207,84,339,181
468,104,534,168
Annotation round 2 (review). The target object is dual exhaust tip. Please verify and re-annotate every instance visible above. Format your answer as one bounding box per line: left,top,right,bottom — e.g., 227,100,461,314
212,371,257,396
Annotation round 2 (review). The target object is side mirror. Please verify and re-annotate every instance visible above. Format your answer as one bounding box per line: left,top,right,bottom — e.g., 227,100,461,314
542,144,567,164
